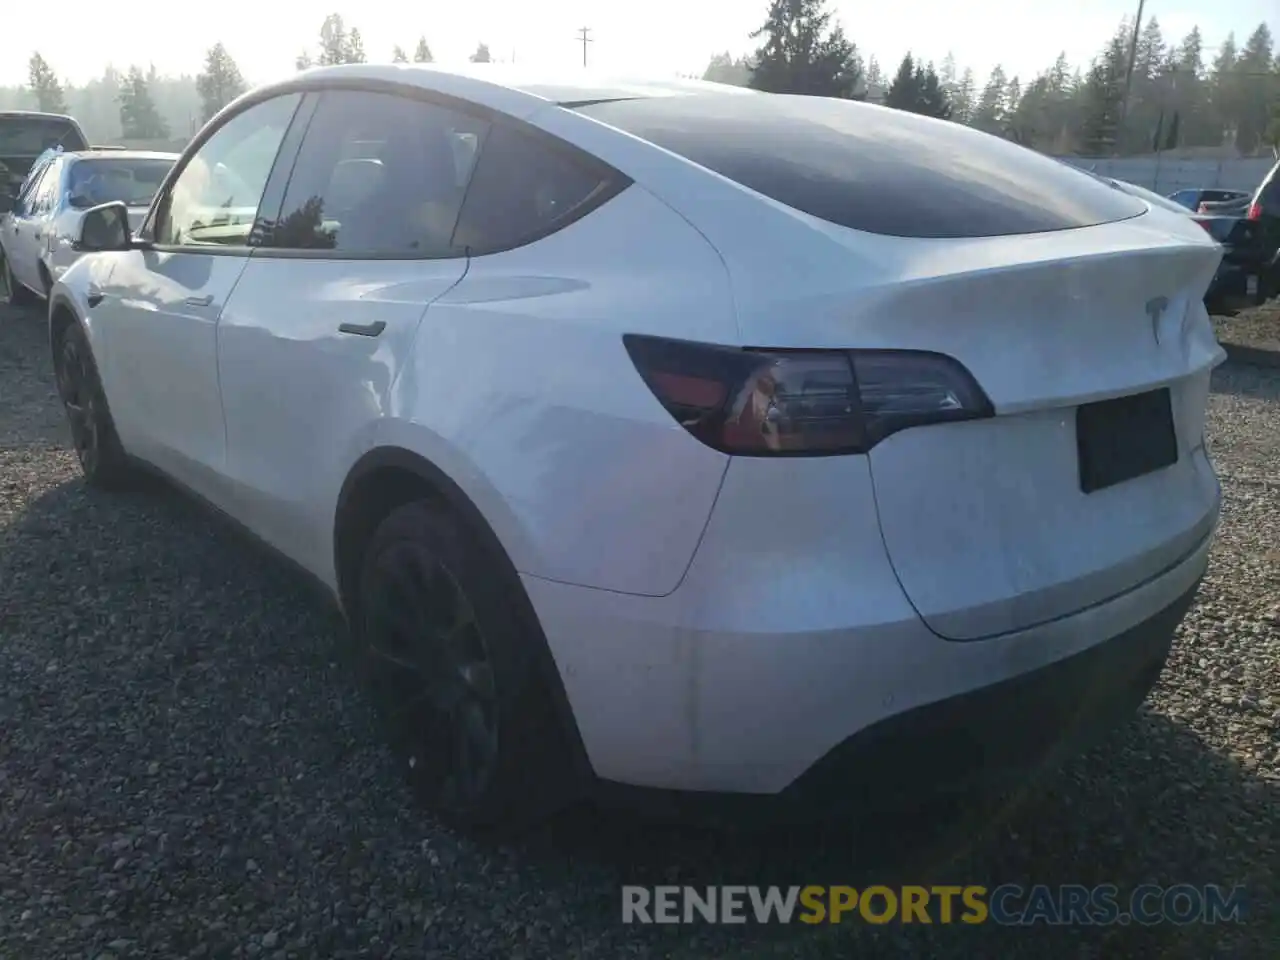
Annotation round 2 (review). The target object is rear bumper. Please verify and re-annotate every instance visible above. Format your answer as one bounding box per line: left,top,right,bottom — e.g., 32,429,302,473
524,451,1216,799
596,576,1201,824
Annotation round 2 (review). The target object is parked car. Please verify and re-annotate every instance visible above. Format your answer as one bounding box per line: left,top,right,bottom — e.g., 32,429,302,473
1187,158,1280,308
0,150,177,303
1168,187,1250,211
47,66,1225,829
1196,195,1252,216
0,111,89,200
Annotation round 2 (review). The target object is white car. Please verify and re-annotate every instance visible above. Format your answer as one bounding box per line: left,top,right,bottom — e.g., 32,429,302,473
1,149,176,304
48,64,1225,829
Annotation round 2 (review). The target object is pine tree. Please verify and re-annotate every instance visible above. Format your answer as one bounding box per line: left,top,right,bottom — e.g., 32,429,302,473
885,54,919,110
470,43,492,63
952,67,975,123
196,42,247,123
345,28,367,64
970,65,1008,133
1233,24,1275,152
748,0,864,99
392,45,408,63
1079,32,1129,155
413,37,433,63
118,65,169,140
865,55,883,93
27,53,67,113
1209,34,1238,147
916,62,952,120
318,14,349,66
295,51,313,71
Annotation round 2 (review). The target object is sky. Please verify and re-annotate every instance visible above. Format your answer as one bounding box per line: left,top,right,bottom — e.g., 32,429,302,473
1,0,1277,89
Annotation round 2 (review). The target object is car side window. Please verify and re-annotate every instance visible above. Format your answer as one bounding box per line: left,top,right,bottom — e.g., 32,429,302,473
33,160,62,215
259,90,488,256
16,161,52,216
452,122,623,255
153,93,301,248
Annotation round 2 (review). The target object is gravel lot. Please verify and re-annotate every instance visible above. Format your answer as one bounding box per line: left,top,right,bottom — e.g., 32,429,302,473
1,298,1277,959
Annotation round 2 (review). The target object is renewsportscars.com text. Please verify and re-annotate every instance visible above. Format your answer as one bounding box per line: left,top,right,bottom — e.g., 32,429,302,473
621,884,1247,926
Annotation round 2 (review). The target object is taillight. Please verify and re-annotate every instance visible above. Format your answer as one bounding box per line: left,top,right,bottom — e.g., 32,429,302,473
1246,202,1262,220
623,334,993,456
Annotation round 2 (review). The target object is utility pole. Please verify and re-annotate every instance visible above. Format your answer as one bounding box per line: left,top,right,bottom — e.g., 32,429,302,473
576,27,593,68
1118,0,1147,151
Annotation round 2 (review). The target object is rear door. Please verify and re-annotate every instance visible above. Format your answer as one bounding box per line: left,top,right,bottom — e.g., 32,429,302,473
217,88,482,577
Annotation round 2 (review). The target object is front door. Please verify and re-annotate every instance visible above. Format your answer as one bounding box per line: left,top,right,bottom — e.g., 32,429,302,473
95,93,305,506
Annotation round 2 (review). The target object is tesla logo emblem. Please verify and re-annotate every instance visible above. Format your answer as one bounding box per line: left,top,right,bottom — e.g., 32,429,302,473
1146,296,1169,344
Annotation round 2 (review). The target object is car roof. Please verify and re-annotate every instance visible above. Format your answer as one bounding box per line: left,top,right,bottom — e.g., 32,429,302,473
64,150,180,162
0,109,82,123
253,63,760,121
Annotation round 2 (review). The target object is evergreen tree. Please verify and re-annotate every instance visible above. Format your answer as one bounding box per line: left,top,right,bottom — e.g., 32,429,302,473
952,67,975,123
413,37,433,63
318,14,349,66
748,0,864,99
27,53,67,113
865,55,883,92
470,43,492,63
970,65,1008,133
1233,24,1275,152
1209,34,1238,147
195,42,247,123
392,45,408,63
295,51,313,71
345,28,367,64
118,65,170,140
885,54,920,110
916,61,952,120
1079,32,1129,155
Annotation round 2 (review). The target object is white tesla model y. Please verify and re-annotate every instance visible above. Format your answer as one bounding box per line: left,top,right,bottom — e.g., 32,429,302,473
48,64,1225,828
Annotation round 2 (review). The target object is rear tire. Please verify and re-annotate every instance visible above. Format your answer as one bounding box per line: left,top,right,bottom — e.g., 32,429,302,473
354,499,575,833
53,321,135,490
4,255,35,307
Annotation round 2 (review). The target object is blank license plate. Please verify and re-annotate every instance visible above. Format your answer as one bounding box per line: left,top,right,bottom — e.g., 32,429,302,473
1076,388,1178,494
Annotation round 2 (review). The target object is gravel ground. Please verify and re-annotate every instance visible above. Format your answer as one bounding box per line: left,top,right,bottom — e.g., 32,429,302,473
1,298,1277,960
1212,300,1280,352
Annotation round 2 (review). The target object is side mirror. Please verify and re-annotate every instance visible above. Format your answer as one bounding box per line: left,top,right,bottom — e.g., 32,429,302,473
74,201,133,252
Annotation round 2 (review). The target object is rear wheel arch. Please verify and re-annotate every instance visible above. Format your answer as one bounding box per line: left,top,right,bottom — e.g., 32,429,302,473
332,446,593,785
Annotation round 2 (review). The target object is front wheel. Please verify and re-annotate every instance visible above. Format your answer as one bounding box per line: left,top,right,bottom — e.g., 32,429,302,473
54,322,135,489
354,500,576,832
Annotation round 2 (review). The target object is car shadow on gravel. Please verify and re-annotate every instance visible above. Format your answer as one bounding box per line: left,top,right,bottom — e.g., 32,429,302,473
1211,362,1280,401
1,475,1276,959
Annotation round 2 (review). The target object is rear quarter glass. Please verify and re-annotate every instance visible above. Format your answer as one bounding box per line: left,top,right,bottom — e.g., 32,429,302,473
575,94,1147,239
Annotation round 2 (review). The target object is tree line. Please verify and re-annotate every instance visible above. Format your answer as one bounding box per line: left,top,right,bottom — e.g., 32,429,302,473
1,13,495,143
707,0,1280,156
3,3,1277,156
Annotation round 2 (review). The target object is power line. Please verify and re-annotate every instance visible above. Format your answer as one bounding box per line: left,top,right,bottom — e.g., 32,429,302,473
576,27,593,68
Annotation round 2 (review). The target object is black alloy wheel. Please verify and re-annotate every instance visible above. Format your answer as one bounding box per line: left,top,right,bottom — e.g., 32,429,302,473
361,538,501,808
354,499,578,832
53,323,133,489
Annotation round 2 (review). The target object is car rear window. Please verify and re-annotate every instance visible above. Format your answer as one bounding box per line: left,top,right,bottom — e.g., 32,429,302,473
0,116,88,155
575,95,1147,239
